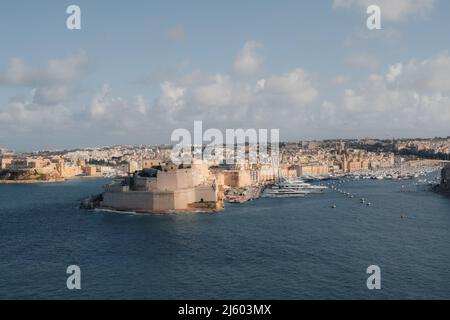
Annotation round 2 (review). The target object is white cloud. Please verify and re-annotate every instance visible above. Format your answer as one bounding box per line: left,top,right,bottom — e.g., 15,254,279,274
386,52,450,92
150,67,319,132
0,50,87,86
3,45,450,147
0,84,151,142
233,41,263,75
333,0,435,21
157,81,186,117
332,53,450,137
0,51,89,143
89,84,109,117
261,68,318,105
31,85,72,106
0,94,72,132
193,75,232,107
0,50,88,106
386,63,403,83
88,85,148,127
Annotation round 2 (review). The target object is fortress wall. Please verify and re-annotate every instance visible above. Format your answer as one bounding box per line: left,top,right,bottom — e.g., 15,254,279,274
195,185,217,203
157,170,195,191
102,191,154,211
172,188,196,210
153,191,176,211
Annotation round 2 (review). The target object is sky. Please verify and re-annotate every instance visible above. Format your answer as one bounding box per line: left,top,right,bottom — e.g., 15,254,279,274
1,0,450,151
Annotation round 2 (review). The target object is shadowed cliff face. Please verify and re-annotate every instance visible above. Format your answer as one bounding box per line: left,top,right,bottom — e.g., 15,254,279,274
440,166,450,193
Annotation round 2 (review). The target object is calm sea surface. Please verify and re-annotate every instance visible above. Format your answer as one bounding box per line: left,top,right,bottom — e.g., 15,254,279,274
1,174,450,299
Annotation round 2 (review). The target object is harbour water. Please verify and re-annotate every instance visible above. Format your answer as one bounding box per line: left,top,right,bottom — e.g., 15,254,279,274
1,174,450,299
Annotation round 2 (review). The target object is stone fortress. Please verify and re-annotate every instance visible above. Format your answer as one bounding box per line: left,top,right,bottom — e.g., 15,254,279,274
101,160,225,213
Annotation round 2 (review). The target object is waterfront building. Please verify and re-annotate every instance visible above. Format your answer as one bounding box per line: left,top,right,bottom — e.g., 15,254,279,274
299,164,329,177
142,158,163,169
0,157,13,170
222,169,252,188
83,166,102,177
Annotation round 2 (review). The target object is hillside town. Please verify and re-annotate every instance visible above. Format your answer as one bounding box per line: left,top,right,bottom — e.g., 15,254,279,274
1,138,450,212
2,138,450,183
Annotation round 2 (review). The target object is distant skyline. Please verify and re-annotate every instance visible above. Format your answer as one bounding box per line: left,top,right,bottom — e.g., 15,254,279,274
1,0,450,151
4,135,450,154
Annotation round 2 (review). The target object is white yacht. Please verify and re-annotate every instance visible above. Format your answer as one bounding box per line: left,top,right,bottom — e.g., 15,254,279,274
262,177,328,198
278,179,328,193
262,188,308,198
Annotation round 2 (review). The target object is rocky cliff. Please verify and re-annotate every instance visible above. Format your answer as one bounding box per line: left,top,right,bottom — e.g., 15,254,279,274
0,169,62,182
438,166,450,194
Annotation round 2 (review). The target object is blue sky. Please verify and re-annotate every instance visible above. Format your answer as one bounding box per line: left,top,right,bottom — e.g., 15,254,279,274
1,0,450,151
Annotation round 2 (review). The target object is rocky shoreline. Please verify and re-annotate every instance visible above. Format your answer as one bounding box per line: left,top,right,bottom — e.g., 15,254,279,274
434,166,450,195
0,174,107,184
80,194,103,210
